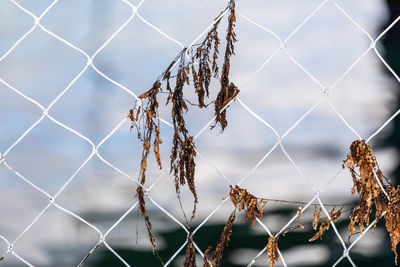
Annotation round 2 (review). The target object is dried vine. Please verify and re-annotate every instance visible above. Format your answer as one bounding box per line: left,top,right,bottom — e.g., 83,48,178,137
129,0,239,261
129,82,163,263
183,233,197,267
203,211,236,267
213,0,239,131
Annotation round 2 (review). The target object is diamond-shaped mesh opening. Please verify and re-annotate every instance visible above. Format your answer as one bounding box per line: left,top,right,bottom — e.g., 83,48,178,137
54,157,138,230
327,52,393,134
0,28,86,106
280,104,357,189
229,15,281,85
195,101,277,185
239,147,316,201
98,119,173,185
49,68,135,143
102,200,188,266
94,19,183,92
237,50,323,134
3,117,92,193
284,0,373,87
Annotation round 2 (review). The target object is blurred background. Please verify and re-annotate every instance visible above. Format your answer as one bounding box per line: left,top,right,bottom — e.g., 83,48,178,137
0,0,399,266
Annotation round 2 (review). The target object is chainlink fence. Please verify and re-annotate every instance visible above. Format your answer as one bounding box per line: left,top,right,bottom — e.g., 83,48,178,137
0,0,399,266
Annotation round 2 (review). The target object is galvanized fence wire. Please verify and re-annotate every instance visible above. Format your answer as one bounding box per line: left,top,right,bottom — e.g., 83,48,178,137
0,0,399,266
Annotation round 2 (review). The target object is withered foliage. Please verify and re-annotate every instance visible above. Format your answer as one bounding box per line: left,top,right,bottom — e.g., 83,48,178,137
129,0,239,257
136,187,162,264
267,235,279,267
129,81,163,262
129,0,239,224
183,233,197,267
343,140,400,264
229,185,267,225
213,0,239,132
193,12,222,108
384,186,400,264
168,52,198,219
343,140,386,233
203,211,236,267
309,207,342,242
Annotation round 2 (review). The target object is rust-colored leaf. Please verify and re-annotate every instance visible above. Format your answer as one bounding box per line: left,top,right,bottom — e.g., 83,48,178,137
384,186,400,264
267,235,279,267
296,206,304,229
312,206,322,230
309,207,341,242
203,211,236,267
343,140,400,264
213,0,239,132
229,185,266,225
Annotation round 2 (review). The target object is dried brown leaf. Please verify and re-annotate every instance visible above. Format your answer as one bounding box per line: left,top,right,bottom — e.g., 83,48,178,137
309,207,342,242
267,235,279,267
312,206,322,230
136,187,163,264
384,186,400,264
296,206,304,229
229,185,266,225
203,211,236,267
212,0,239,132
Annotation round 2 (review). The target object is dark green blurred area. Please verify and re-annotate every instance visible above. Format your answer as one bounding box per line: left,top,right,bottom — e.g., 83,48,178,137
89,206,396,267
378,0,400,183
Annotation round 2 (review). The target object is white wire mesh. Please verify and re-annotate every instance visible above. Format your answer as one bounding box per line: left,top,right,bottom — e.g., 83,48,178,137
0,0,399,266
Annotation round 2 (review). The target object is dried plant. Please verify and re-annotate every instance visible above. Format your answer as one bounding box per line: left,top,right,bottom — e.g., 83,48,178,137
168,53,198,219
136,187,163,264
343,140,386,234
343,140,400,263
129,82,163,262
193,12,222,108
266,235,279,267
130,0,239,226
229,185,267,225
309,207,342,242
129,1,240,257
384,186,400,264
183,233,197,267
203,211,236,267
213,0,239,132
